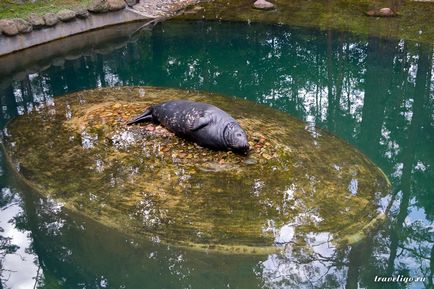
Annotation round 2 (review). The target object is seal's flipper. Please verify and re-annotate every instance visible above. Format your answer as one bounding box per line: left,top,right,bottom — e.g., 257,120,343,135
190,116,211,131
127,108,153,125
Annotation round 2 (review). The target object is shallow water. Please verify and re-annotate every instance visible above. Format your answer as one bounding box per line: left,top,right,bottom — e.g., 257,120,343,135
0,21,433,289
2,86,390,255
180,0,434,43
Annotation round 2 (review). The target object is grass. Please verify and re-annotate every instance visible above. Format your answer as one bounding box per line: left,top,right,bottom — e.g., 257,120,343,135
0,0,91,19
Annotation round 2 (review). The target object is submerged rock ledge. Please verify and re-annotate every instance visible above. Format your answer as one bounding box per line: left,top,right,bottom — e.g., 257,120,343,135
1,86,391,254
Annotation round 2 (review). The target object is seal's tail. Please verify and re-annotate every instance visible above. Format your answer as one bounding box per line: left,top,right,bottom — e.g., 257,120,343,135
126,108,153,125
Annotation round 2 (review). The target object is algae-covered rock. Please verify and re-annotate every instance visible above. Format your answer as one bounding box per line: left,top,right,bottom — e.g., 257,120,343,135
14,18,33,33
0,19,19,36
88,0,110,13
43,13,59,26
75,8,90,19
0,18,32,35
108,0,126,11
57,9,77,22
88,0,125,13
27,13,45,29
1,86,390,254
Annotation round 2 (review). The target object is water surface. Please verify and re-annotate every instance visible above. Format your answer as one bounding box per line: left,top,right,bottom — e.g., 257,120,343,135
2,86,390,255
0,21,433,289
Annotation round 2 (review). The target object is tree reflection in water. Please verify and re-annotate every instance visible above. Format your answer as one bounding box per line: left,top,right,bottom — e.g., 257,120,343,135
0,21,432,288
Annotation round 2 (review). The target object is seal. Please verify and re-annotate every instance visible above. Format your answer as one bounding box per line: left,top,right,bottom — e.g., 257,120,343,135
127,100,249,153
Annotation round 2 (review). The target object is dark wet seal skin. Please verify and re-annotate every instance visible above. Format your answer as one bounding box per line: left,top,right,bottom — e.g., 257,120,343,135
127,100,250,154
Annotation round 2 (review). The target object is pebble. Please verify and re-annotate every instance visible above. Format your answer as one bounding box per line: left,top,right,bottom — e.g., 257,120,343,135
252,0,275,10
365,7,397,17
244,158,258,165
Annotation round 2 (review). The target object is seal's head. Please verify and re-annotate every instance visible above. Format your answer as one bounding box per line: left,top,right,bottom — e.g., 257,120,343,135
223,122,249,154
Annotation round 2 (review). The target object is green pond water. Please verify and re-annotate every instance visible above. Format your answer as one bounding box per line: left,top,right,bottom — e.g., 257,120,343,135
1,86,390,255
0,20,433,289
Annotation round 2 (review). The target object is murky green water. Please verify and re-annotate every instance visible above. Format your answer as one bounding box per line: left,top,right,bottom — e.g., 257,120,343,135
2,86,390,255
0,21,433,288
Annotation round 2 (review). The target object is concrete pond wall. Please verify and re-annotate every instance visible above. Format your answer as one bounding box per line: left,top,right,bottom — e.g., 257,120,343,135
0,8,147,57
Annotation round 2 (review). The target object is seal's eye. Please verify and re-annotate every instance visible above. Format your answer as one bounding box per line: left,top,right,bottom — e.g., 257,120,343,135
236,133,242,137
